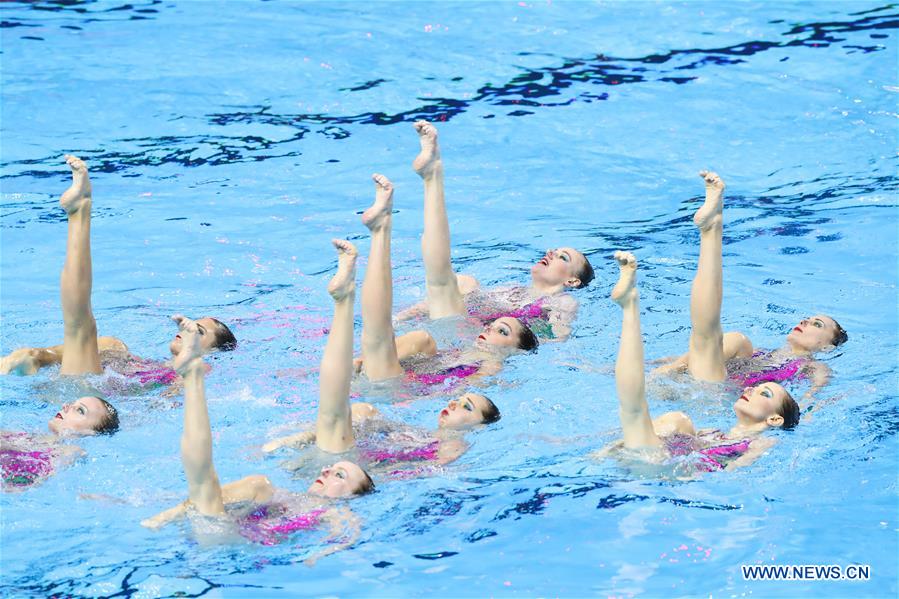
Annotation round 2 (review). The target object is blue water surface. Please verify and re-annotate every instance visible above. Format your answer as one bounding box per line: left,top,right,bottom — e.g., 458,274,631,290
1,1,897,597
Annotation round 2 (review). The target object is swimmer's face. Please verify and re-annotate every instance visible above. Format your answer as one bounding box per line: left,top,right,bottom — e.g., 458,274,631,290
530,247,587,289
786,314,839,353
438,393,491,429
476,317,523,349
733,383,787,428
308,461,368,498
48,396,108,435
169,317,220,356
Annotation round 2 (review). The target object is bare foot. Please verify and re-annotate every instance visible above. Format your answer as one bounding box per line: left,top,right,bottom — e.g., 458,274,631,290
610,251,638,306
170,315,205,374
327,239,358,301
412,120,442,179
693,170,725,230
60,155,92,215
361,173,394,231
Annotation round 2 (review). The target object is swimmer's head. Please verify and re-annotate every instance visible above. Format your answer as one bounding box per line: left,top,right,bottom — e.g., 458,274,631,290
48,396,119,436
477,317,539,352
786,314,847,354
531,247,594,290
169,317,237,356
308,461,374,498
733,383,799,430
438,393,501,429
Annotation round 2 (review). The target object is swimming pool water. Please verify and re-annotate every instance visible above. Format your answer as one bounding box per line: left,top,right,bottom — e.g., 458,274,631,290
1,1,897,596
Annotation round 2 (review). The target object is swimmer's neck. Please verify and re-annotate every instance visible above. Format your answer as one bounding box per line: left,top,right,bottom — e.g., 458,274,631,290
463,346,508,365
784,340,813,357
727,421,767,438
433,428,464,441
529,280,566,296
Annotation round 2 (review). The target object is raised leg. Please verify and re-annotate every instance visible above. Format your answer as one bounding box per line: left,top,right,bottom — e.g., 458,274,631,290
412,121,465,318
59,155,101,375
686,170,727,382
172,315,225,517
316,240,359,453
611,252,662,449
360,174,405,381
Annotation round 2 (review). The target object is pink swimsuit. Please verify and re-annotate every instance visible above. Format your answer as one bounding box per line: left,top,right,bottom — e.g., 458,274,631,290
406,364,480,387
360,440,440,464
1,447,54,487
470,297,546,323
358,435,441,480
238,504,326,546
665,433,752,472
730,351,809,387
132,365,179,386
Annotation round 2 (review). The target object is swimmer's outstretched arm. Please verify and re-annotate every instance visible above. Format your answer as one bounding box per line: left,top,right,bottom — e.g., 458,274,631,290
724,437,776,471
58,155,102,375
305,506,361,567
797,361,833,414
394,301,429,322
803,361,831,401
652,330,753,377
0,347,63,376
316,240,359,452
264,402,379,454
1,336,128,376
611,252,663,449
352,328,438,374
359,176,405,381
412,120,466,318
262,430,316,453
172,316,226,517
686,171,728,382
142,474,274,529
547,293,578,341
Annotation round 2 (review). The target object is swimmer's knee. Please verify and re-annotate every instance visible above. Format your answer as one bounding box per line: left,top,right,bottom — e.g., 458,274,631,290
455,273,479,295
98,336,129,353
654,411,695,436
244,474,274,500
723,331,753,359
403,330,437,356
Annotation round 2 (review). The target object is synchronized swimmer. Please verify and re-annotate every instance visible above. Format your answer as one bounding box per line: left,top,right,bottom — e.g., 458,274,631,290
1,157,118,489
352,173,538,387
1,123,848,560
0,157,237,387
651,171,847,398
396,121,595,341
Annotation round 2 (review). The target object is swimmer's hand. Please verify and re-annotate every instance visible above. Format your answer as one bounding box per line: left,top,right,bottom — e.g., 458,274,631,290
351,402,378,422
141,500,190,529
353,357,364,374
262,431,316,453
650,353,689,377
395,301,428,322
0,348,43,376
